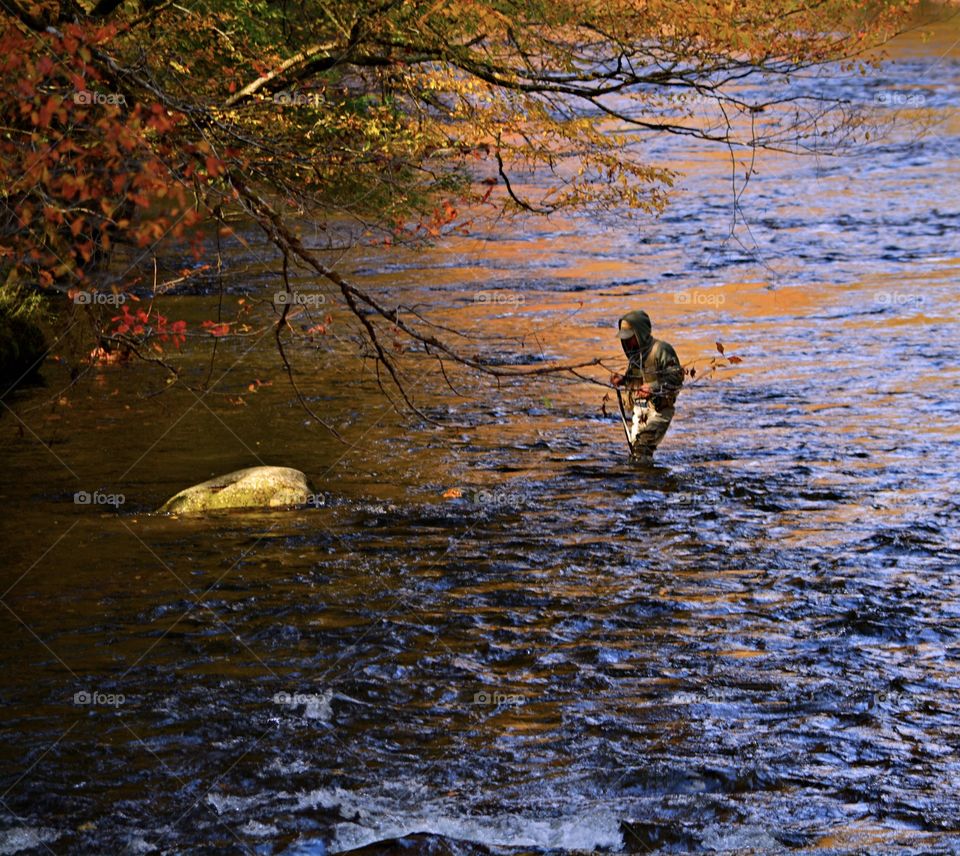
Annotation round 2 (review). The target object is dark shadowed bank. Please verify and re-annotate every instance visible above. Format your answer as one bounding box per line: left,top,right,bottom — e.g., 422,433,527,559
0,305,46,390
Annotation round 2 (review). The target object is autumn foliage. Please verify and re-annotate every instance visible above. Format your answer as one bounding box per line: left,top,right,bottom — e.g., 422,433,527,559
0,0,917,398
0,22,204,287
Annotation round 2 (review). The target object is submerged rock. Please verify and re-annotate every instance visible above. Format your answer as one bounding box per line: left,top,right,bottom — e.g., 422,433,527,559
159,466,311,513
337,833,495,855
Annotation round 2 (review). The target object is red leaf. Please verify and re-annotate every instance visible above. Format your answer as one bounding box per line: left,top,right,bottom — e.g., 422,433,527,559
728,355,743,364
715,341,725,355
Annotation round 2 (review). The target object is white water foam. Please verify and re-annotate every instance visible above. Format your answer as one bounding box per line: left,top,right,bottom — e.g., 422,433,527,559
0,826,61,855
291,784,624,853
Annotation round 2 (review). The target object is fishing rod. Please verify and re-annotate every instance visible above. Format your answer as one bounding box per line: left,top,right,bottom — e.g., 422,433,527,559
614,387,636,456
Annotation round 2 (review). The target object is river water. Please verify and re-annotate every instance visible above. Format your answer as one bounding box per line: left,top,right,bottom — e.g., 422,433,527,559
1,17,959,856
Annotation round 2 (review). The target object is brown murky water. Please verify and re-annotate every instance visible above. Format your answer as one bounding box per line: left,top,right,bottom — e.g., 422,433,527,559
1,18,959,856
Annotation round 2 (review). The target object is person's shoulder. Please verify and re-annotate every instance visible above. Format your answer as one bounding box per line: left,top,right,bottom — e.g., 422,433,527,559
651,338,680,361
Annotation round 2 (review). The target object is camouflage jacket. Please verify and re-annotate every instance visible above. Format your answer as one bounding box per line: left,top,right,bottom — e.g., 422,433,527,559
619,309,683,410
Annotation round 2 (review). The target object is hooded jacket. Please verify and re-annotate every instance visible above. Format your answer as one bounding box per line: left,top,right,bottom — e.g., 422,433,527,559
619,309,683,410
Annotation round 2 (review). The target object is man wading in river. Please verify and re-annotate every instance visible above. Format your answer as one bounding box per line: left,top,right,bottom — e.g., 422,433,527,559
611,310,684,462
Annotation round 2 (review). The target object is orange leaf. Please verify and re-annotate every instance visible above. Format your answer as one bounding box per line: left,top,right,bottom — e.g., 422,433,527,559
201,320,231,337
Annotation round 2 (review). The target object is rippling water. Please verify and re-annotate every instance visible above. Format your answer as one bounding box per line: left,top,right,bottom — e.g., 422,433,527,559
1,18,959,856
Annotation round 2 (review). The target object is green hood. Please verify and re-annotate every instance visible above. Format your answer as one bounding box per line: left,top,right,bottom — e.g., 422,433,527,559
619,309,653,357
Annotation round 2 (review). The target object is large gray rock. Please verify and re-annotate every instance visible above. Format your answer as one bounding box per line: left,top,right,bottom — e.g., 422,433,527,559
159,466,311,513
